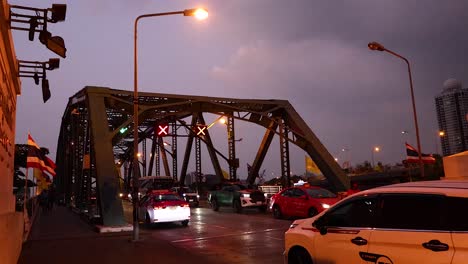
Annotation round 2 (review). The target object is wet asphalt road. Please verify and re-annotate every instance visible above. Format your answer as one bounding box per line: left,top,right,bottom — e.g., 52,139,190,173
123,201,293,264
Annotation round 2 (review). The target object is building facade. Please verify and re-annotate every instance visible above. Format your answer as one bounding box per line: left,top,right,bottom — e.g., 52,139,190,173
435,79,468,156
1,0,23,263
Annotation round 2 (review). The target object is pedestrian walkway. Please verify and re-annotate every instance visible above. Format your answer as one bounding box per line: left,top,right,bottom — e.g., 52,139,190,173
18,206,217,264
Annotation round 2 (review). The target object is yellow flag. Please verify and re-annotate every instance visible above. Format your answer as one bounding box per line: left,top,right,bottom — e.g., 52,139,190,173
305,156,322,176
221,169,230,179
34,168,50,193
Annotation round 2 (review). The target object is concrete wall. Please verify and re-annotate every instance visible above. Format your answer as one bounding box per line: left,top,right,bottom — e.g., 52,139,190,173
443,151,468,180
0,212,23,263
0,0,23,263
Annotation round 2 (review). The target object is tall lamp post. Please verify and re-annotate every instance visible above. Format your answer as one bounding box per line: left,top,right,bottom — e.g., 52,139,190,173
368,41,425,178
371,146,380,169
132,8,208,241
437,130,445,155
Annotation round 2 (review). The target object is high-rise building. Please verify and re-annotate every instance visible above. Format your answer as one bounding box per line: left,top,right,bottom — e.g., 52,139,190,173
435,79,468,156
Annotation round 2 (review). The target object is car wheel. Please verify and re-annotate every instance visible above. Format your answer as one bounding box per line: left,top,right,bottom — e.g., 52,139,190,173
234,200,242,213
308,208,318,218
211,198,219,211
181,220,189,227
288,247,313,264
273,205,282,219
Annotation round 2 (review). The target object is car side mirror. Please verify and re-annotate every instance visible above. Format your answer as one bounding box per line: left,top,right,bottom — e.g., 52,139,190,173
319,226,328,235
313,218,328,235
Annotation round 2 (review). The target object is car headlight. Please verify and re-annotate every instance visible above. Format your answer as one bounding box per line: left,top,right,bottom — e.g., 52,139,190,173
289,223,299,229
197,195,200,198
183,193,186,197
119,193,123,198
321,203,330,209
264,193,268,198
242,193,250,198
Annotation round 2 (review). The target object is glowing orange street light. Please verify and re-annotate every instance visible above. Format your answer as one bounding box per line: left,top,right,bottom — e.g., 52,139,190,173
438,131,445,137
132,7,208,241
190,8,208,20
371,146,380,168
368,41,424,178
207,115,226,129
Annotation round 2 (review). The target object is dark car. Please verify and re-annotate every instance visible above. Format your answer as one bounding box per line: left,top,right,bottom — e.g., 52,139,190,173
269,185,339,219
208,183,267,213
171,186,200,207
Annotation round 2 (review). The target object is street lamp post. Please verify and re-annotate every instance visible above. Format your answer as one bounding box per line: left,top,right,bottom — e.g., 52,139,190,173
132,8,208,241
341,147,351,169
436,130,445,155
368,41,425,178
371,146,380,169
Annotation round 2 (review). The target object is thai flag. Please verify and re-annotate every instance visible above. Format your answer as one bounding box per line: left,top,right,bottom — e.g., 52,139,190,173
405,142,436,164
27,133,56,177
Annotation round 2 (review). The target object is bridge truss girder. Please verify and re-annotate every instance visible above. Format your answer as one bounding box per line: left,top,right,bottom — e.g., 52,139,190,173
56,86,349,226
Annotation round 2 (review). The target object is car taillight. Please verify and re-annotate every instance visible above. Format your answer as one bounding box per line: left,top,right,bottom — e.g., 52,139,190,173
153,206,166,209
180,204,189,208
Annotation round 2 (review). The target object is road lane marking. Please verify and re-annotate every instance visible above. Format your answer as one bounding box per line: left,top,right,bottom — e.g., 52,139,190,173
171,228,285,243
264,235,283,241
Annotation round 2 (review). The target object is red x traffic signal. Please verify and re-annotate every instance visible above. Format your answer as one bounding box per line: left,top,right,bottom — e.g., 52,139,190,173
194,124,207,136
156,123,169,137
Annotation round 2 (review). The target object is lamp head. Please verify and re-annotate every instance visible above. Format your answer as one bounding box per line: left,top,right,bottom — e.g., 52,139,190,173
47,58,60,70
184,8,208,20
46,36,67,58
50,4,67,23
368,41,385,51
41,79,51,103
33,72,40,85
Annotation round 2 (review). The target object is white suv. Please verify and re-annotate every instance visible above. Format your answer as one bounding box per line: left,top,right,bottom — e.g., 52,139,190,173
284,180,468,264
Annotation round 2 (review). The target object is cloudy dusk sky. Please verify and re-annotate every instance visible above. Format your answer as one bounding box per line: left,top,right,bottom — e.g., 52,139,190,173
11,0,468,178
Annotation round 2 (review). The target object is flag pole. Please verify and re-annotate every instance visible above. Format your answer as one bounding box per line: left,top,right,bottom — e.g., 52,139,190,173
23,132,30,241
24,132,29,213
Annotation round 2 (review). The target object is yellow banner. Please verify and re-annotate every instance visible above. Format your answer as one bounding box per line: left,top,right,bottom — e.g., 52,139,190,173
34,168,51,193
221,169,229,179
305,156,323,176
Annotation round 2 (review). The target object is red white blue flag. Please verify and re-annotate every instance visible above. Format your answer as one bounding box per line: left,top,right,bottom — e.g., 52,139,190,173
27,133,56,177
405,142,436,164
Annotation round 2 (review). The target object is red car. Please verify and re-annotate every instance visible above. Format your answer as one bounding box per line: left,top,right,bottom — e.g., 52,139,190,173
269,185,339,219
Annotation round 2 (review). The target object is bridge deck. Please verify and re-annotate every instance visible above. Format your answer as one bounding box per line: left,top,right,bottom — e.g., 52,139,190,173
18,206,216,264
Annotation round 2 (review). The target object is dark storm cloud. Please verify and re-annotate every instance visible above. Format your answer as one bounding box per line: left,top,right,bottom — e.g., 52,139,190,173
208,0,468,165
12,0,468,176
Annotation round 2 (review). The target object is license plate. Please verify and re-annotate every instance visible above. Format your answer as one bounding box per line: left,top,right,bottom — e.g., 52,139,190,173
189,199,193,202
256,201,263,205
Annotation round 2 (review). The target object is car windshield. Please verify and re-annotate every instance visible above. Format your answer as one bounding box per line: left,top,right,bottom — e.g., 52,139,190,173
152,194,183,202
182,187,195,193
305,188,337,198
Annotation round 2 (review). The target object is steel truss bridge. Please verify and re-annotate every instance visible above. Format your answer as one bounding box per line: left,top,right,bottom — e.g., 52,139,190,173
55,87,349,226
